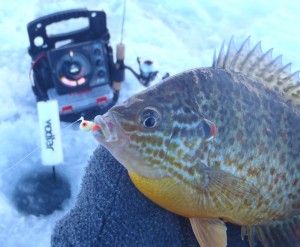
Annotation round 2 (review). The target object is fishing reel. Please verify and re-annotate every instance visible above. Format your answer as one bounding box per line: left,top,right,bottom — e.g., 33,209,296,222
126,58,169,87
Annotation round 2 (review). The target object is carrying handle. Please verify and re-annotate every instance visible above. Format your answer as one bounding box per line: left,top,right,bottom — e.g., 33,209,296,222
27,9,109,56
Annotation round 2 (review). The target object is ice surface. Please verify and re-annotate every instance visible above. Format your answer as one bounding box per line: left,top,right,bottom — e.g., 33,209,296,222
1,0,300,246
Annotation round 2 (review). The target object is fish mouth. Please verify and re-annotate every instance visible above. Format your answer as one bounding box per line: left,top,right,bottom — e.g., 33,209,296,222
93,114,119,142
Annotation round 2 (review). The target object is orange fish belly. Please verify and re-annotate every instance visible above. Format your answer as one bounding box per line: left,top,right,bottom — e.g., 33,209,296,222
129,172,222,219
128,171,281,226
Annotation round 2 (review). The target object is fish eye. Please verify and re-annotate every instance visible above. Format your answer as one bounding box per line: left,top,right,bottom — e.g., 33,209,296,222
139,107,161,129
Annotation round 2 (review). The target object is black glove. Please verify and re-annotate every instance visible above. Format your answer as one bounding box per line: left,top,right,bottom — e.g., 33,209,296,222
51,146,198,247
51,145,258,247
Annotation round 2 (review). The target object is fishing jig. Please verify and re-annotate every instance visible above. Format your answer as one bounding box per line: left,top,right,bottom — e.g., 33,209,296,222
79,118,100,132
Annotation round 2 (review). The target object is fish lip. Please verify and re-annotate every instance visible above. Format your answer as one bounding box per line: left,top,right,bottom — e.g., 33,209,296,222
93,114,119,142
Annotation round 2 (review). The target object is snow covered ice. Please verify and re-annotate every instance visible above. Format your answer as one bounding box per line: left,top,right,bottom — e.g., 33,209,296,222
1,0,300,246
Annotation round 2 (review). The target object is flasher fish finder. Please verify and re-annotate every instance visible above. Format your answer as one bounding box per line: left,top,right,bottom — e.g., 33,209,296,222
27,9,167,123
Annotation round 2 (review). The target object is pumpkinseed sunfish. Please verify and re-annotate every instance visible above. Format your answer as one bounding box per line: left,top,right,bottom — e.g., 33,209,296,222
90,37,300,247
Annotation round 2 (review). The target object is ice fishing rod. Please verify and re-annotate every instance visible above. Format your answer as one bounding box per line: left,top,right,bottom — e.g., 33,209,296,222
121,0,126,43
117,0,169,87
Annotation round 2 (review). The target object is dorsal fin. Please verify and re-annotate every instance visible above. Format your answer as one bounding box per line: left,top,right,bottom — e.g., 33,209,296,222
231,36,251,70
223,36,237,69
212,37,300,106
216,41,225,68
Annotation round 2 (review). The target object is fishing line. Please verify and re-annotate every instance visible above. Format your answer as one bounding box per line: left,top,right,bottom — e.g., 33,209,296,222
0,117,83,177
120,0,126,43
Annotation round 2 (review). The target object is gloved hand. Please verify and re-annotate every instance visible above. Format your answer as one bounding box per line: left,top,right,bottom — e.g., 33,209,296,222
51,146,258,247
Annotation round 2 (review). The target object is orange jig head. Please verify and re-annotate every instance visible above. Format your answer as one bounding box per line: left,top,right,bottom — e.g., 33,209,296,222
80,119,100,132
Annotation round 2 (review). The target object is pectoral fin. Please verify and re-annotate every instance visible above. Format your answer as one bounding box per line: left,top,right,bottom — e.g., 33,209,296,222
188,162,262,211
190,218,227,247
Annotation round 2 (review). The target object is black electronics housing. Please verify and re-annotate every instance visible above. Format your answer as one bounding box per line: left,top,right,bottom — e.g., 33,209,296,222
27,9,121,122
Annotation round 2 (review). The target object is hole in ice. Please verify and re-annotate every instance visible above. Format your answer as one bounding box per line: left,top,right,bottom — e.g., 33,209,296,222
12,170,71,216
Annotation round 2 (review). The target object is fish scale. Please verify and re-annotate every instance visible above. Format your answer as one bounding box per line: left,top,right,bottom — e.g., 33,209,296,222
91,37,300,247
205,70,299,208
